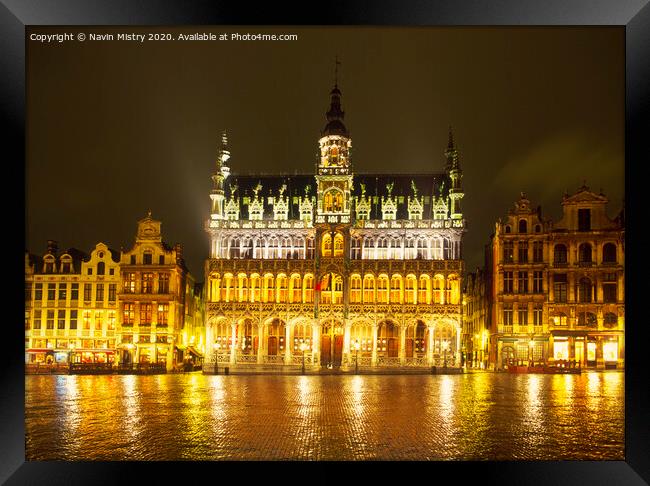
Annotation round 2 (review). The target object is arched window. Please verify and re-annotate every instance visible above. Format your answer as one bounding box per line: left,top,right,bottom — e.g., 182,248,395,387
263,274,275,303
602,243,617,263
363,238,374,259
554,244,567,264
281,236,292,259
447,274,460,304
322,233,332,257
405,321,428,357
213,320,233,353
363,275,375,303
210,273,221,302
390,275,402,304
505,225,511,234
377,321,399,357
377,238,388,259
292,324,312,354
405,238,416,259
332,275,343,304
276,274,288,303
578,277,592,303
350,275,362,303
333,233,344,257
390,237,402,259
350,237,361,259
433,275,444,304
240,319,258,355
289,274,302,303
350,322,373,355
534,224,541,233
417,238,428,259
418,275,431,304
268,237,279,259
323,189,343,212
519,219,528,233
97,261,105,275
551,312,568,326
250,274,261,303
237,273,248,302
222,273,234,302
377,275,389,303
405,275,417,304
229,238,240,259
303,274,314,303
579,243,592,263
443,238,452,259
306,237,315,259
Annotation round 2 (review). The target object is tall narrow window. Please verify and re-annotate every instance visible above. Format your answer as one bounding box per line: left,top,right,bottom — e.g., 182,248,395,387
554,244,567,264
35,283,43,301
57,310,66,330
390,275,402,304
158,273,169,293
533,241,543,262
578,209,591,231
503,241,514,263
46,310,55,329
518,307,528,327
503,272,513,294
143,251,153,265
157,304,169,326
518,241,528,263
518,220,528,233
533,304,543,326
250,274,261,303
141,303,153,325
33,310,42,329
142,273,154,293
69,310,77,330
350,275,362,303
533,271,543,293
47,284,56,301
122,304,134,325
108,284,116,302
503,304,513,326
333,233,344,257
517,271,528,294
418,276,430,304
58,284,67,301
84,284,92,301
123,273,136,293
377,275,389,303
363,275,375,303
405,275,417,304
602,243,617,263
96,283,104,302
97,262,105,275
553,274,567,302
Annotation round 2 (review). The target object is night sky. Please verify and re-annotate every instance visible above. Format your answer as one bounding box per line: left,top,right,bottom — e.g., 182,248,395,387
26,26,624,279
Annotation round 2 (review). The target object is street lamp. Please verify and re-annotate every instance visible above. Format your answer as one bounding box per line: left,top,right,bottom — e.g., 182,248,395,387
299,340,307,375
353,339,361,374
442,340,449,369
214,342,222,375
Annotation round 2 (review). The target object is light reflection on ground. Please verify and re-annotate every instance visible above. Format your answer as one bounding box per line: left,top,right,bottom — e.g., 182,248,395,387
25,372,624,461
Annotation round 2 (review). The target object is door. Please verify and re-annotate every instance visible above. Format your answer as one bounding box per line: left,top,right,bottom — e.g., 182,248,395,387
405,339,414,358
388,338,399,357
268,336,278,356
321,335,331,366
333,335,343,366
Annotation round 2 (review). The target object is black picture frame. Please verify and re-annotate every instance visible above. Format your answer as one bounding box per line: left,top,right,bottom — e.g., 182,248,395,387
4,0,649,483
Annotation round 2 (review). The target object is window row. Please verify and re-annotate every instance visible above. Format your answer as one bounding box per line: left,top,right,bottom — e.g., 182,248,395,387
29,309,116,330
552,275,618,303
213,236,315,259
121,303,170,326
127,252,167,265
349,236,460,260
121,273,170,294
29,283,117,302
502,241,619,264
207,273,461,305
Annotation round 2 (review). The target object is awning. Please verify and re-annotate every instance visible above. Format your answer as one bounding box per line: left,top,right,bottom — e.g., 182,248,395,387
187,347,203,358
175,345,187,351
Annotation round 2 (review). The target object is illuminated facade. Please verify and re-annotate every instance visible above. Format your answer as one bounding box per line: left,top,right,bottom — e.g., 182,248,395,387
488,188,624,369
462,268,489,369
204,82,466,372
25,241,120,365
117,213,201,371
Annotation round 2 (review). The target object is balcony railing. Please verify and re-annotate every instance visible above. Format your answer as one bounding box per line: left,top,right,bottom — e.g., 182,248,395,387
553,261,568,268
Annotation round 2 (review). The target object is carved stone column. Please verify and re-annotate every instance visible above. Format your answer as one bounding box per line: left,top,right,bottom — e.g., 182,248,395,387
284,322,291,364
230,322,237,364
427,324,434,365
371,323,378,366
399,324,406,365
257,322,264,364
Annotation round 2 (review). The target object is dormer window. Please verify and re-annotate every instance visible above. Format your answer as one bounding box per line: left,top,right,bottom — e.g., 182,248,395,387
433,198,448,220
249,198,264,221
97,262,105,275
225,197,240,220
381,196,397,221
44,257,55,274
143,251,153,265
355,196,371,220
519,220,528,233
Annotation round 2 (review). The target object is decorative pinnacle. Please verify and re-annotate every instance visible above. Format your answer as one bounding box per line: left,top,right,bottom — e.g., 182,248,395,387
334,55,341,87
447,125,455,151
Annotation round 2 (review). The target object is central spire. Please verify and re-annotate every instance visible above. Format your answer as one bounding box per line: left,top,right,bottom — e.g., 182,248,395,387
322,57,349,137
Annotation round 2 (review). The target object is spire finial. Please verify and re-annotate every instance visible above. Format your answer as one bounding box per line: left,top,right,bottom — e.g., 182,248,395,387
147,209,152,218
448,125,455,150
334,55,341,87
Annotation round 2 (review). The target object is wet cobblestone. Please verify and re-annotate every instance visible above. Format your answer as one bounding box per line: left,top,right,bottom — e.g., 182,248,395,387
25,372,624,461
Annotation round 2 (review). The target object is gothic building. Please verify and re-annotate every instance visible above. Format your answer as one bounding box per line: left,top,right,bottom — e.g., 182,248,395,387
203,81,466,372
488,188,624,369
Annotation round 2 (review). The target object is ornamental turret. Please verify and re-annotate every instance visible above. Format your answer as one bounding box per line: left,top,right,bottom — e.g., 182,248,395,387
210,131,231,220
445,126,464,220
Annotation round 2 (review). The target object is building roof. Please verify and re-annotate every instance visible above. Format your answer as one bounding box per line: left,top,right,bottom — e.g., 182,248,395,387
224,172,451,220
